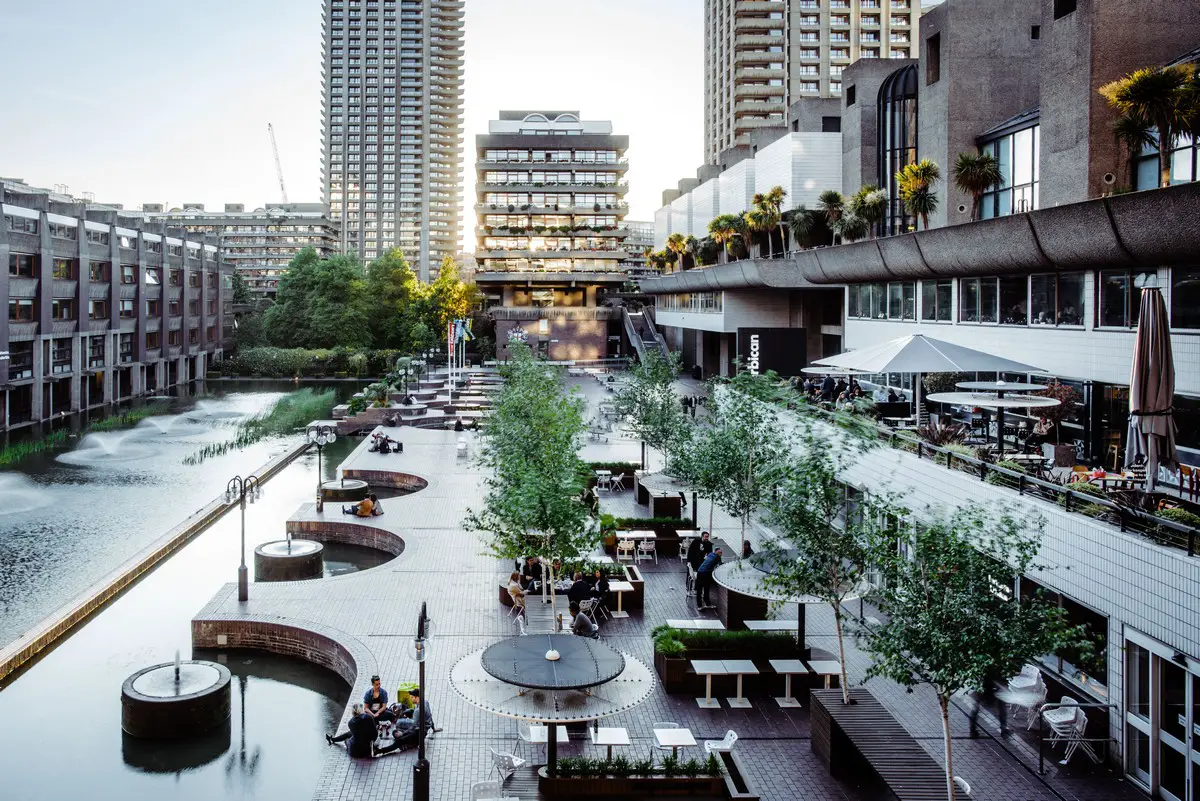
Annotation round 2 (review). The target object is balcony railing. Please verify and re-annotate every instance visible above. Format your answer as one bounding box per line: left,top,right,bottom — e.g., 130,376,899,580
487,306,618,321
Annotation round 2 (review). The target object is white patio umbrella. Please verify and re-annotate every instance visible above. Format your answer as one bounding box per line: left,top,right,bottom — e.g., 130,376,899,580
1125,286,1178,493
812,334,1045,420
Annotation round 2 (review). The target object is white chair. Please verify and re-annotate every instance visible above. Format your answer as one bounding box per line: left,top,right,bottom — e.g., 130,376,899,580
470,779,503,801
678,538,689,563
516,721,566,761
704,730,738,754
1043,697,1079,749
636,539,657,564
456,437,468,459
610,474,628,492
1060,710,1101,765
578,597,600,624
953,776,972,797
685,563,695,593
489,747,526,783
616,539,635,563
652,721,680,754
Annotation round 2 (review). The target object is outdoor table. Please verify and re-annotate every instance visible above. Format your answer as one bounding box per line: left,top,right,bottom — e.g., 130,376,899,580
723,659,760,708
480,635,626,691
691,660,730,709
649,490,682,518
625,529,657,540
590,726,630,759
595,470,612,491
1088,473,1145,491
744,620,796,632
806,659,842,689
768,658,808,708
665,618,725,630
676,529,702,539
607,580,635,618
653,727,697,757
528,724,571,746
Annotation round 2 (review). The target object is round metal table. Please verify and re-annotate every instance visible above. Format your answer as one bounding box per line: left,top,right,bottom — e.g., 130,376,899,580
927,391,1061,459
480,635,625,691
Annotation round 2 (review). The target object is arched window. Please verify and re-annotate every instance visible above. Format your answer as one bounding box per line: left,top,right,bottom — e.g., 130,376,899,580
877,65,919,236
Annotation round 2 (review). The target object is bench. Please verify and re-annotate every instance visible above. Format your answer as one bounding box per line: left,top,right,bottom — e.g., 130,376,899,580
811,688,948,801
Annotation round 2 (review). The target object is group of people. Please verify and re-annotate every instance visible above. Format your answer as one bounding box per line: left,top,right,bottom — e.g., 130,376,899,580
327,674,440,758
507,557,612,637
368,432,402,454
686,531,723,609
679,394,701,418
342,493,383,517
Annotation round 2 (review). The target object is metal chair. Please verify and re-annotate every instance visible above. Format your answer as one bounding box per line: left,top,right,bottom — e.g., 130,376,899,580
488,747,526,783
636,539,657,564
616,539,635,563
578,597,601,624
685,563,695,593
704,730,738,754
471,779,504,801
651,722,680,755
610,473,628,492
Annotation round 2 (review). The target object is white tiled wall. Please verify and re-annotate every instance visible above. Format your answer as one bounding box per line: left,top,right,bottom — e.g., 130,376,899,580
719,160,755,219
754,132,842,210
669,194,691,243
690,178,719,238
653,206,671,250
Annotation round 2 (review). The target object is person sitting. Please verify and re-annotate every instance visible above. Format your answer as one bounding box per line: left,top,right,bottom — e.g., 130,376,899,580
520,556,543,592
375,688,439,754
569,602,599,638
589,568,611,609
567,572,592,606
343,495,374,517
363,675,396,723
887,388,899,403
873,385,889,402
327,703,377,758
742,540,754,558
507,570,526,615
369,494,384,516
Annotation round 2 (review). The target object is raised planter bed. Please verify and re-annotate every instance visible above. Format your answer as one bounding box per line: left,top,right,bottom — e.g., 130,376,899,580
538,768,724,798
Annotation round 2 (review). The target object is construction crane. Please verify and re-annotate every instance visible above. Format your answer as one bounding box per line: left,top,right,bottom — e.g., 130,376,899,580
267,123,288,204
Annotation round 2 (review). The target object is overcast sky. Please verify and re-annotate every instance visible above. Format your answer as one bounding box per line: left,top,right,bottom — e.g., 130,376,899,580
0,0,703,251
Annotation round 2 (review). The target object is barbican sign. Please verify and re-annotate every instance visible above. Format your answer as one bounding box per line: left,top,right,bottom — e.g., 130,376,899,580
735,327,806,378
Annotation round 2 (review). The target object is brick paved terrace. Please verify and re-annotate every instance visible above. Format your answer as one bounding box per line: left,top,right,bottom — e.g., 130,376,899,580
190,371,1148,801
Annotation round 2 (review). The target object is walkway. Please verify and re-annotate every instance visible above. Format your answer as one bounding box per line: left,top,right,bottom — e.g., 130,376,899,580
189,373,1144,801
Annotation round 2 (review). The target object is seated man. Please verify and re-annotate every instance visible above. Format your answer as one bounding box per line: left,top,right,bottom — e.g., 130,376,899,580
343,495,374,517
375,688,439,754
569,602,599,638
567,572,592,606
520,556,543,592
363,674,395,723
327,703,377,758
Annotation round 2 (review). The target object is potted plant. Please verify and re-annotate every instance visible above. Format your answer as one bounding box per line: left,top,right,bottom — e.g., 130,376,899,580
1035,382,1083,466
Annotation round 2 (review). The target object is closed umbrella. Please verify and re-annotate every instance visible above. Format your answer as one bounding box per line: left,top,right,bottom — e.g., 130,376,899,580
1125,287,1178,493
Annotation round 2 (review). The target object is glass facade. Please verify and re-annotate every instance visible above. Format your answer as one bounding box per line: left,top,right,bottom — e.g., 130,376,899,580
877,65,918,235
1133,133,1198,190
979,123,1040,218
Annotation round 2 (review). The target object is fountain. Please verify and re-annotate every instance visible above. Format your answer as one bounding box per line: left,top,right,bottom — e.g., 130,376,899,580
190,400,243,421
0,474,52,516
254,538,325,582
121,651,231,739
56,431,155,466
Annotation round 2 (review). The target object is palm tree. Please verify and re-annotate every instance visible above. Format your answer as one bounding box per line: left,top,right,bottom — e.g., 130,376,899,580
952,153,1003,221
1112,112,1157,188
895,159,942,231
832,213,870,244
685,235,700,270
849,185,888,237
744,207,771,257
665,232,687,273
708,214,746,264
785,205,832,249
1100,64,1200,189
816,190,845,229
763,185,788,253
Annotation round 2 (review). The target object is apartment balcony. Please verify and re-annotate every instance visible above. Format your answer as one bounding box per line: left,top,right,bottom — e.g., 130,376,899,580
734,33,784,48
734,117,786,133
735,100,786,116
474,268,628,284
735,0,786,11
50,320,77,336
89,319,109,333
8,277,38,299
735,17,783,31
144,319,161,333
487,306,620,322
145,348,162,361
8,322,38,341
891,16,911,27
735,66,786,81
476,248,627,260
735,83,785,100
52,279,78,298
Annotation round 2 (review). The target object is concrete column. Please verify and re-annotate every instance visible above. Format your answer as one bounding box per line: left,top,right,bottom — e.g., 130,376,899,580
719,334,731,378
585,285,598,306
69,335,82,410
31,339,44,421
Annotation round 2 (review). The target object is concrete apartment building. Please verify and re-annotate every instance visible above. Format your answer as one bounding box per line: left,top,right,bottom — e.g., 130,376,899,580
643,2,1200,796
1,180,233,430
704,0,919,164
474,111,631,361
321,0,464,280
140,203,340,298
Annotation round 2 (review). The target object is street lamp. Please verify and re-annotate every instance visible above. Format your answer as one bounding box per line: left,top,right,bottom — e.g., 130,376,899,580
412,357,426,391
305,424,336,513
412,601,433,801
224,475,263,602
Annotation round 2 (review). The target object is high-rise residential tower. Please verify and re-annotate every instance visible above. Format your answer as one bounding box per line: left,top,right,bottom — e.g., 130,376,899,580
321,0,465,280
704,0,918,164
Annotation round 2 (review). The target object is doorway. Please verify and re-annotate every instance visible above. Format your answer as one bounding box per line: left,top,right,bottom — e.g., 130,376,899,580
1125,630,1200,800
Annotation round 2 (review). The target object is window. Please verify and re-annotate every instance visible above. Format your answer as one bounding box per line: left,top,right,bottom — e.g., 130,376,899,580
920,279,952,321
877,65,918,235
51,339,72,373
887,281,916,319
89,300,108,319
925,33,940,84
1019,577,1107,698
170,270,183,287
1132,132,1198,190
52,259,75,280
1030,272,1084,325
847,283,888,319
89,262,110,282
51,299,75,320
6,214,37,234
9,299,34,321
169,299,181,316
189,299,201,316
998,276,1027,324
845,85,856,106
980,124,1041,219
88,337,105,368
85,228,109,245
146,299,162,317
119,334,134,362
188,328,200,345
958,278,998,323
119,299,135,318
1171,267,1200,328
120,265,137,284
189,272,202,288
1031,25,1041,39
821,116,841,133
1096,270,1145,328
8,253,35,277
145,267,160,286
145,332,161,349
168,329,182,346
48,222,76,240
1053,0,1076,18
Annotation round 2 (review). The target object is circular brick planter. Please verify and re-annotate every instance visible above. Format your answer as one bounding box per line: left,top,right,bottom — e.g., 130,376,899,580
121,660,232,739
254,539,325,582
320,479,369,503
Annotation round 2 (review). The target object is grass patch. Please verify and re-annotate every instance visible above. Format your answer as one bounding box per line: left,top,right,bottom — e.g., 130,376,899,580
0,406,167,466
182,388,335,466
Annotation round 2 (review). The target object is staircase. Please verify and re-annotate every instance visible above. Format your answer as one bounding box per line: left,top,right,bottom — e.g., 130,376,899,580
621,307,669,363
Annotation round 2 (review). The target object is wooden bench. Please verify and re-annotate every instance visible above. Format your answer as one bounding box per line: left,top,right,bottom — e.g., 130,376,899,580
811,688,947,801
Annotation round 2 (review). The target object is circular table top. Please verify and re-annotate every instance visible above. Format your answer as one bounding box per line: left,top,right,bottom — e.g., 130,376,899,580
926,392,1061,409
480,635,625,691
451,646,654,723
956,380,1048,392
713,555,865,605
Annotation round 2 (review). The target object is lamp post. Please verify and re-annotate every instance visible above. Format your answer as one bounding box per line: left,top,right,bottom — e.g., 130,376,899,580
305,424,336,513
412,357,426,391
225,474,263,602
413,601,432,801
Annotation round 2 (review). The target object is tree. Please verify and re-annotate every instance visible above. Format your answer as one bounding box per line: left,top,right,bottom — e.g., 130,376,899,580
666,232,688,273
263,247,322,348
304,255,372,348
896,159,942,230
707,214,746,264
1099,64,1200,190
1111,112,1157,188
745,187,786,258
764,428,899,704
785,205,833,250
702,378,787,553
464,344,596,617
613,350,691,465
365,248,421,349
743,207,771,258
427,255,476,333
860,505,1085,801
231,271,253,305
849,185,888,237
832,212,870,244
952,153,1003,221
816,190,845,228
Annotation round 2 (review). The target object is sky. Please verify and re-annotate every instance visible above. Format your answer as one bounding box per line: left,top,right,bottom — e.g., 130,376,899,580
0,0,704,252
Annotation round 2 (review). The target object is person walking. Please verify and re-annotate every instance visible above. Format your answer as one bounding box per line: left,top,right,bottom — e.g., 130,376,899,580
695,547,723,609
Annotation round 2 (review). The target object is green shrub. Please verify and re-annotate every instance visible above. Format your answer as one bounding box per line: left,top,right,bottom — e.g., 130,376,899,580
609,756,633,777
651,625,796,657
634,758,656,777
613,516,691,528
346,396,367,415
985,460,1027,489
557,756,580,777
681,758,702,778
1058,480,1109,518
1156,507,1200,529
705,753,724,777
1154,507,1200,546
661,755,682,777
585,461,641,473
936,443,978,470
